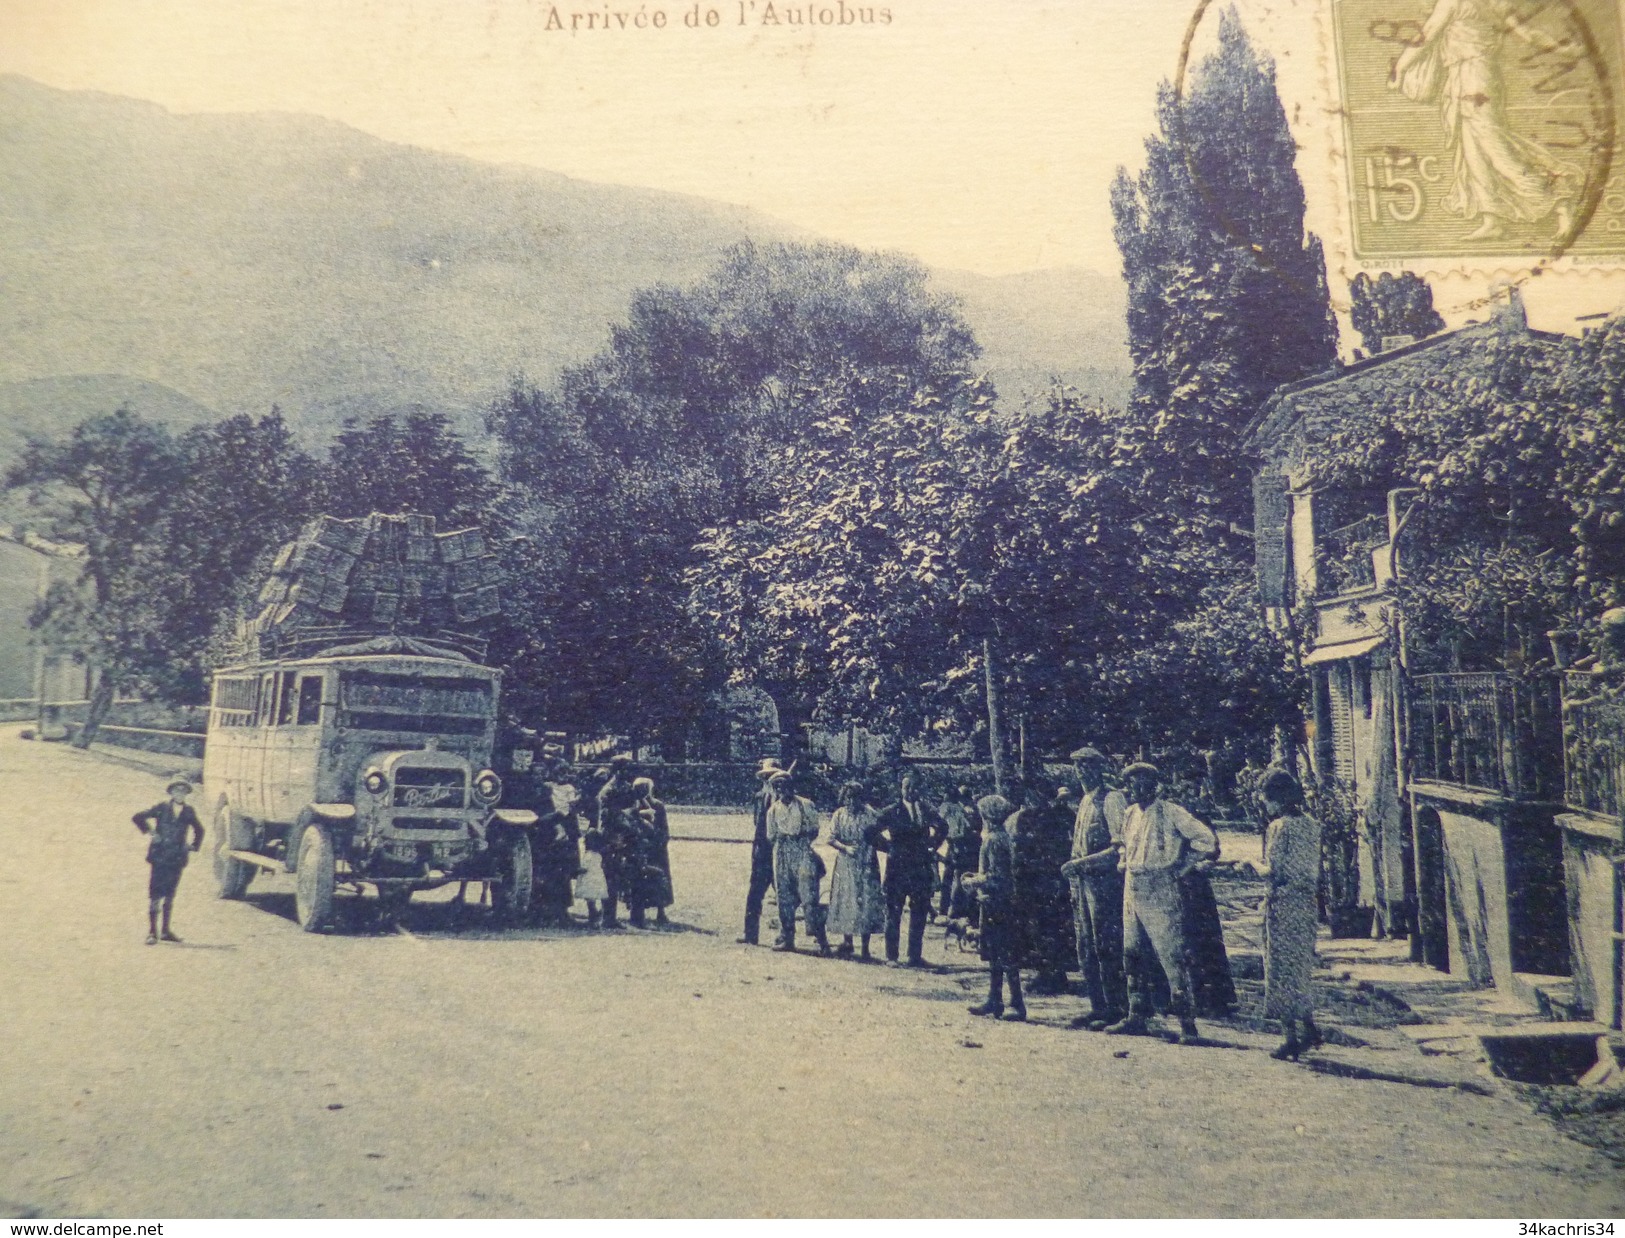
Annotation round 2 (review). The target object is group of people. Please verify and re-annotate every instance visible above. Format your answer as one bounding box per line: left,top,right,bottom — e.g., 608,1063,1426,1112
511,748,676,930
737,748,1326,1059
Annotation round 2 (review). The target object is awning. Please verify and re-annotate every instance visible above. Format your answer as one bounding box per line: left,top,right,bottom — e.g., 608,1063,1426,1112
1302,634,1385,667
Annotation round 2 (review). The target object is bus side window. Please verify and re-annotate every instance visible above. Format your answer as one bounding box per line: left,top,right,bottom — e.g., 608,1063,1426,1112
296,675,323,726
258,675,277,728
276,670,298,726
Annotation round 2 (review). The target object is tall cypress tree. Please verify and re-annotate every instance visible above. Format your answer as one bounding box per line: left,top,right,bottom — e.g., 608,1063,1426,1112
1111,7,1337,519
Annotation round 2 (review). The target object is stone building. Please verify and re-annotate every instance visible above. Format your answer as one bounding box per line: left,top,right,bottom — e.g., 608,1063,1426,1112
1242,294,1574,1008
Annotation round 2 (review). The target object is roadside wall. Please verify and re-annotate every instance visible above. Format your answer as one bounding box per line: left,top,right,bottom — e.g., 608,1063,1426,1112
1560,811,1623,1029
1415,782,1572,997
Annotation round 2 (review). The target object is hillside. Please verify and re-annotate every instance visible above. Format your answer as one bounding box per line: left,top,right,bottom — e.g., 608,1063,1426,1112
0,375,220,461
0,75,1129,443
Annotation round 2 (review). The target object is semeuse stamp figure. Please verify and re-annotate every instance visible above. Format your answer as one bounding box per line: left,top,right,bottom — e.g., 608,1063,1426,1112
133,778,204,944
1393,0,1578,242
1330,0,1625,257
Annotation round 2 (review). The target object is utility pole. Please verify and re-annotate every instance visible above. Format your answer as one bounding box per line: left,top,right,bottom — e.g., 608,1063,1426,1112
983,634,1008,797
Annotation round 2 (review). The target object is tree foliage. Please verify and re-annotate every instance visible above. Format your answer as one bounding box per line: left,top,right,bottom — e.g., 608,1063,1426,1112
1110,7,1336,519
5,403,506,731
1308,306,1625,669
1349,271,1447,355
321,409,500,531
4,408,186,741
488,241,979,749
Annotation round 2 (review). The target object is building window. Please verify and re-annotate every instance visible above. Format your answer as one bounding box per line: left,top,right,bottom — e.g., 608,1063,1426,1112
1354,658,1373,719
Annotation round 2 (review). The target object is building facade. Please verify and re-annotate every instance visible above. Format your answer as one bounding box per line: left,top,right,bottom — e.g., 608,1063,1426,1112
1244,295,1575,1006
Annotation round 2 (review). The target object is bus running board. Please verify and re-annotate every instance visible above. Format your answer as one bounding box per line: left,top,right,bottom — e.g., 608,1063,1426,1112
228,849,286,872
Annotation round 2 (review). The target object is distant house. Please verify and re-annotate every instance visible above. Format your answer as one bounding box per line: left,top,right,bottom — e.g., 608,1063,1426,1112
0,532,94,726
1243,293,1574,1008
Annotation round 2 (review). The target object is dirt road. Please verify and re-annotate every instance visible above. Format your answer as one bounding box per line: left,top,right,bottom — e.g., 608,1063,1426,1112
2,729,1621,1218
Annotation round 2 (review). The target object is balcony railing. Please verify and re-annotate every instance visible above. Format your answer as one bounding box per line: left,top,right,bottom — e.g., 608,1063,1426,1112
1409,671,1563,800
1318,513,1387,597
1562,671,1625,819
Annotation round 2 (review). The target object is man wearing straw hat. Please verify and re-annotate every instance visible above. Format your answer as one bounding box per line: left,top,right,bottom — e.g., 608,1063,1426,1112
132,777,204,945
738,757,786,946
1107,761,1217,1044
765,768,830,955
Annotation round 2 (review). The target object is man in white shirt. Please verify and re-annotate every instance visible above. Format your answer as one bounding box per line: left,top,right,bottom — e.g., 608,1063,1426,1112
1060,747,1129,1029
766,771,830,955
1106,762,1217,1044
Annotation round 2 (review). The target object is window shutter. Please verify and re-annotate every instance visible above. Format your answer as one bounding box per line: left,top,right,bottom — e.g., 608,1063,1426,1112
1253,471,1290,606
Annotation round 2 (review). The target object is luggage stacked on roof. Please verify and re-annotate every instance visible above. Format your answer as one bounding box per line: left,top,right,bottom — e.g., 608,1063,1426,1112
240,513,502,652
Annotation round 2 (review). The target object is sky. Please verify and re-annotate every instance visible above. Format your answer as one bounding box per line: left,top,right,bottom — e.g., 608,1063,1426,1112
0,0,1321,277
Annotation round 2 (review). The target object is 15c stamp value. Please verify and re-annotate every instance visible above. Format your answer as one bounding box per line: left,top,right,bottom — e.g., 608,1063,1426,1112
1332,0,1625,259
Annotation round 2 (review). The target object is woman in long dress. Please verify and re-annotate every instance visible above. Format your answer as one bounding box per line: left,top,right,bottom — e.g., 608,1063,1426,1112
825,781,885,960
1392,0,1578,242
1260,768,1325,1060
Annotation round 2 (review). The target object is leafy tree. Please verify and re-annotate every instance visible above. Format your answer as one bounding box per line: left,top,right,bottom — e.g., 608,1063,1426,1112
155,410,321,699
5,408,326,731
4,408,185,744
489,241,979,751
690,373,1276,784
1306,302,1625,671
321,409,500,531
1110,7,1336,520
1349,272,1447,355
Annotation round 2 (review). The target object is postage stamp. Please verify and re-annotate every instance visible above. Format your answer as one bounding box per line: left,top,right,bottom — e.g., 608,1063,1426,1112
1330,0,1625,259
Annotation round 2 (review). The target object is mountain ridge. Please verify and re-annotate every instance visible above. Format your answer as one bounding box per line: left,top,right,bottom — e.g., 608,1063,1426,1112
0,74,1130,444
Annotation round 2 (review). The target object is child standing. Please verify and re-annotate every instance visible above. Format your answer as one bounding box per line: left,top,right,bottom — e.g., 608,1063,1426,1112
576,820,611,928
961,793,1025,1021
132,778,204,944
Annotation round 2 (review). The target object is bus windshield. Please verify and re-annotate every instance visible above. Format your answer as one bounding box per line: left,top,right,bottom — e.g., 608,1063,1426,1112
338,670,493,736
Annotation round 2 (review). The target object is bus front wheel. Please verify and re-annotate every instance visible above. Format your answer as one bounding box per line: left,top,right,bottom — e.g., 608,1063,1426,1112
295,824,336,932
491,832,534,924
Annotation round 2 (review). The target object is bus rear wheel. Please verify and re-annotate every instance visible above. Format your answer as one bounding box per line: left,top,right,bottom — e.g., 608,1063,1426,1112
295,824,336,932
212,798,254,899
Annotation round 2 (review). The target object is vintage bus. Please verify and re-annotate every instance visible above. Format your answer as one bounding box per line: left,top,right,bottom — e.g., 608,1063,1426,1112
203,631,539,931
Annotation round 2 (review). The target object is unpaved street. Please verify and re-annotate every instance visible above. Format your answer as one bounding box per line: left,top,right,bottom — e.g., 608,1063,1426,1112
3,729,1622,1219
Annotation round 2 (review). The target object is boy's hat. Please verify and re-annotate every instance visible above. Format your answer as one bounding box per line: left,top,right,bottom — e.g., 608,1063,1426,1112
976,794,1014,824
166,777,194,795
1070,746,1107,764
1122,761,1160,780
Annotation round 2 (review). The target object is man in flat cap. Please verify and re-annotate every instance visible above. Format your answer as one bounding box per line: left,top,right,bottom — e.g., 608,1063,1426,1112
738,757,785,946
133,777,204,944
765,769,830,954
1108,762,1217,1044
1060,747,1129,1029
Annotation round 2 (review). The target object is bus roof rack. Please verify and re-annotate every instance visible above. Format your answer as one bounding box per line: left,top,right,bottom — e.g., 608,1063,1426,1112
252,625,489,664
